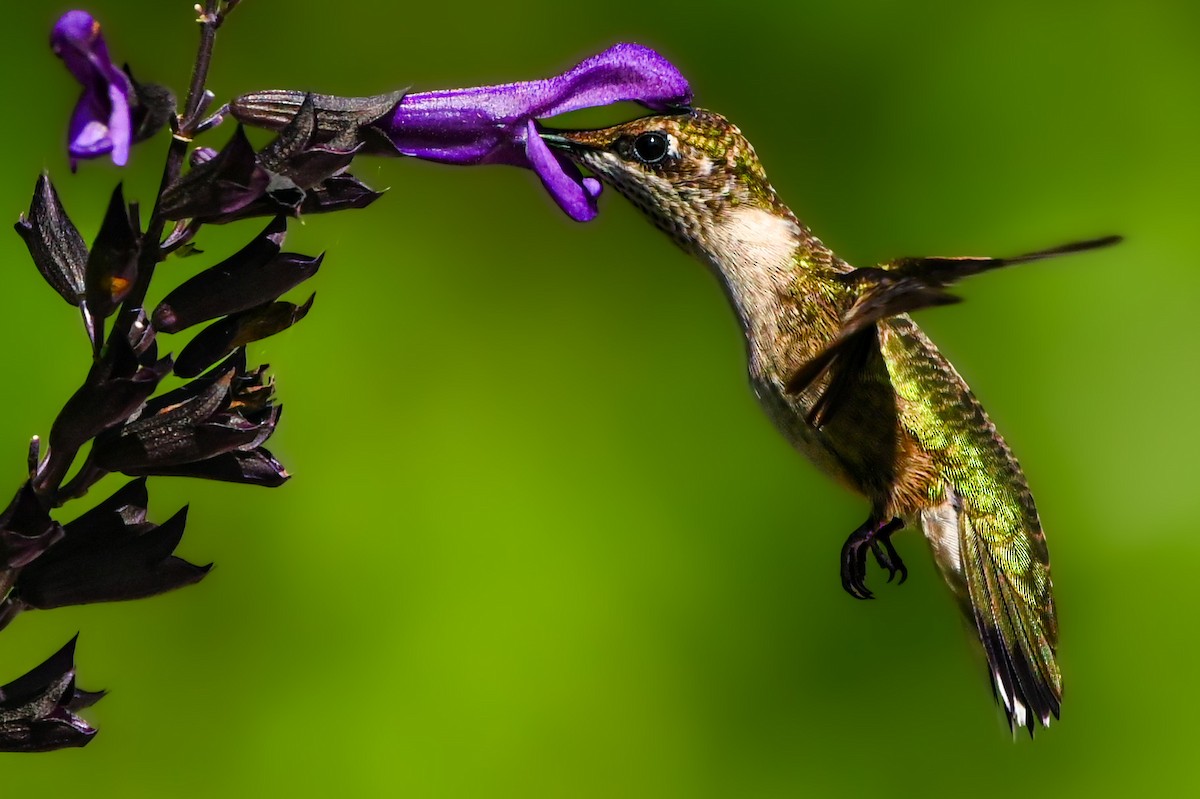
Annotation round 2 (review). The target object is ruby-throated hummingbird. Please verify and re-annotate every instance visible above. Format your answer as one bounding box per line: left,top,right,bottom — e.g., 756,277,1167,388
541,110,1118,734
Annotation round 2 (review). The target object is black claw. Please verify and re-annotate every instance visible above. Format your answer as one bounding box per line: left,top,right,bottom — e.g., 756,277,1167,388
875,518,908,585
839,516,906,599
840,525,875,600
869,540,895,578
871,527,908,584
858,545,873,597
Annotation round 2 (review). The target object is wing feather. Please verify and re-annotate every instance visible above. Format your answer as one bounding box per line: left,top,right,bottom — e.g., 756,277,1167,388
879,317,1061,733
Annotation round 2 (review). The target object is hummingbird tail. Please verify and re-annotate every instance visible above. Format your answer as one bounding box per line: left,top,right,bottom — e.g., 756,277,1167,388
958,510,1062,736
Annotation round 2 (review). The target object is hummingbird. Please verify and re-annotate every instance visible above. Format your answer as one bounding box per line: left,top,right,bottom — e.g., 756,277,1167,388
540,110,1118,734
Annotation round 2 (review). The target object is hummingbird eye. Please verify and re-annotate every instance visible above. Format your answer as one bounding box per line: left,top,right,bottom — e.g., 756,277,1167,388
631,131,670,165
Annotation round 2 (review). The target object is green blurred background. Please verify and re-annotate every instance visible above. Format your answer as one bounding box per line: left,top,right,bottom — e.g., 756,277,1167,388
2,0,1196,795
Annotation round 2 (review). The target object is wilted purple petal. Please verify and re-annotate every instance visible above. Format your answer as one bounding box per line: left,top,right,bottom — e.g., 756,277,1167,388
51,11,134,168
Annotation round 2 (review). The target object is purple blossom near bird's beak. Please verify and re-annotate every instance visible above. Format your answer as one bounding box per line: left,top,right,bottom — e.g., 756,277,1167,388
51,11,134,169
232,43,692,221
385,43,691,221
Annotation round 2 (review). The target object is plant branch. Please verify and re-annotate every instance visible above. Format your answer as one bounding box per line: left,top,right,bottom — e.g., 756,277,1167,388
115,0,222,328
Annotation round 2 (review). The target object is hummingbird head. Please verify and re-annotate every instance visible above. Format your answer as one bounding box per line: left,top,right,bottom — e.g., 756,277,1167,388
542,109,790,256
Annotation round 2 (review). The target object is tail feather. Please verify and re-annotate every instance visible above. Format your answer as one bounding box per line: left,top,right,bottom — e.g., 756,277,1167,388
960,512,1061,735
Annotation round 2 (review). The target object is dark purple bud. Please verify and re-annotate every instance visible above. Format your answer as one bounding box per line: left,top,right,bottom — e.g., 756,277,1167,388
92,352,281,474
43,330,172,480
267,151,362,213
0,482,64,572
70,474,151,530
165,112,385,224
257,94,362,189
302,173,384,213
162,220,204,255
128,447,290,487
126,306,159,357
84,184,140,320
0,481,150,627
190,147,219,166
175,294,314,378
14,173,88,307
230,88,407,155
51,11,133,169
234,95,373,219
0,636,100,752
141,348,249,410
208,172,384,223
125,65,175,144
32,310,167,497
160,126,271,222
12,486,209,612
152,216,320,334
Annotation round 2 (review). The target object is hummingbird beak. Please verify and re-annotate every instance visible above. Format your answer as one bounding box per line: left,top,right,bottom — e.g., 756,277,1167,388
538,127,599,155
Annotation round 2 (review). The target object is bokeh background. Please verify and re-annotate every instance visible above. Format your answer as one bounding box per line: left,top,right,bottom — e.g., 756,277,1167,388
2,0,1197,795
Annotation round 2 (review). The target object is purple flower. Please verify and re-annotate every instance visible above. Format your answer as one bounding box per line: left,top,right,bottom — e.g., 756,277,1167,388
51,11,134,169
387,43,690,220
232,44,692,221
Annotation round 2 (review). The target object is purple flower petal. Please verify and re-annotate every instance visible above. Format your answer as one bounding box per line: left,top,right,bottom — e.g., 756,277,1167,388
523,120,597,222
396,43,690,126
526,42,692,117
51,11,134,168
51,11,103,77
107,80,132,166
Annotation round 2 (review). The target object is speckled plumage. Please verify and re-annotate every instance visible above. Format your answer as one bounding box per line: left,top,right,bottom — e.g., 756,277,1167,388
548,109,1085,733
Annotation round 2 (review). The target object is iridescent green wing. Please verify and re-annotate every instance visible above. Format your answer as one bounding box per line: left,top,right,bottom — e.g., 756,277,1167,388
783,237,1115,730
879,316,1061,734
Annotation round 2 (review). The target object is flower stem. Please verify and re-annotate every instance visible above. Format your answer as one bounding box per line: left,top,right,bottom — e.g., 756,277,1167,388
115,0,222,327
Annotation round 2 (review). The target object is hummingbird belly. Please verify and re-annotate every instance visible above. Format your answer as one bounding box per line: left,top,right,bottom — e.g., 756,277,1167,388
746,324,928,515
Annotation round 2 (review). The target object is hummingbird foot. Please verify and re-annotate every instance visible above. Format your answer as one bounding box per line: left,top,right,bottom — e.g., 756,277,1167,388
840,516,906,600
